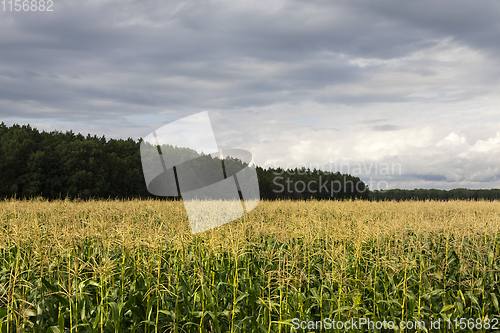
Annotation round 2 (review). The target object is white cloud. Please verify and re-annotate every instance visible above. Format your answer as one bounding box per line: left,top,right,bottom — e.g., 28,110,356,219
436,132,468,150
469,132,500,153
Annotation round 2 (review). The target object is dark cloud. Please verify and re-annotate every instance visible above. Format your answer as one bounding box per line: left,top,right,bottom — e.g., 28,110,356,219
410,174,448,182
371,125,403,132
359,0,500,55
357,118,389,124
2,0,498,119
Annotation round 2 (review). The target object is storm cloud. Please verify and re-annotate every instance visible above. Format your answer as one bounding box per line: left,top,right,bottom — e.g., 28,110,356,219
1,0,500,189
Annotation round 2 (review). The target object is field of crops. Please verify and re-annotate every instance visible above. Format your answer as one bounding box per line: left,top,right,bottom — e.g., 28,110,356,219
0,198,499,332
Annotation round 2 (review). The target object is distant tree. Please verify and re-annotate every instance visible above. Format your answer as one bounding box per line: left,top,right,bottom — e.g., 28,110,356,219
8,122,499,202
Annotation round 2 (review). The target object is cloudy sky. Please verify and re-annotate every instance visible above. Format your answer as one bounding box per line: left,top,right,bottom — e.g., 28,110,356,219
2,0,500,190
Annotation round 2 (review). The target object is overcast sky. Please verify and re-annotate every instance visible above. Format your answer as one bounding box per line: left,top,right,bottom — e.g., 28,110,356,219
2,0,500,190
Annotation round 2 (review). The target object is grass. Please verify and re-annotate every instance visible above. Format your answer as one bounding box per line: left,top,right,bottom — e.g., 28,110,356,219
0,198,499,332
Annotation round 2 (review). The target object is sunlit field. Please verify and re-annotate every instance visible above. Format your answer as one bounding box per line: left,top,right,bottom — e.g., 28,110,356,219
1,198,499,332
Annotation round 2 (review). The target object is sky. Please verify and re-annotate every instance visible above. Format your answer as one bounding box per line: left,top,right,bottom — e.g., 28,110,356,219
2,0,500,190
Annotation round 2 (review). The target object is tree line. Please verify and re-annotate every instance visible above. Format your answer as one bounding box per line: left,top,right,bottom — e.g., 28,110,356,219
369,188,500,201
2,123,499,201
0,123,367,200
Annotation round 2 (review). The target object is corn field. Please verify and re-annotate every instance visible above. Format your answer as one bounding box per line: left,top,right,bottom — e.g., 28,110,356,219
0,198,499,332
